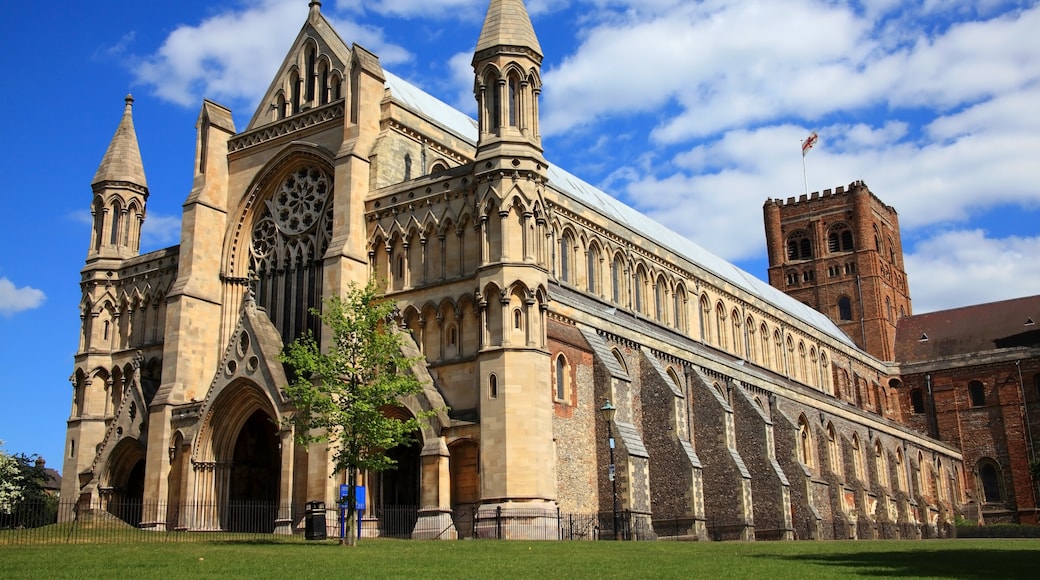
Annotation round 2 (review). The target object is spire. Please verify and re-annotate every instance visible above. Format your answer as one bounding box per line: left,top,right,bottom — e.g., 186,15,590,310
92,95,147,190
475,0,542,59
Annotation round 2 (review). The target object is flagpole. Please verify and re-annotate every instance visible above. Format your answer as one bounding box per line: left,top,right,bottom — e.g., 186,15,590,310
800,131,817,196
802,150,809,196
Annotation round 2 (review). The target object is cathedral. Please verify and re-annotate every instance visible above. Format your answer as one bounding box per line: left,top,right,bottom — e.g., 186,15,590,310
62,0,974,539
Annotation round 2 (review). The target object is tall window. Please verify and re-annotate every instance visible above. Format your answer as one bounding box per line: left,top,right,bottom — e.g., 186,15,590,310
559,234,571,283
852,434,865,481
979,460,1002,502
555,355,567,400
798,417,813,467
827,423,841,477
611,257,622,303
910,388,924,414
655,278,665,321
587,246,600,294
968,380,986,407
838,296,853,321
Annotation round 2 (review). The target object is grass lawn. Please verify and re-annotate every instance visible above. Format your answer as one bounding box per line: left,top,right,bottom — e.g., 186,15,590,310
2,538,1039,579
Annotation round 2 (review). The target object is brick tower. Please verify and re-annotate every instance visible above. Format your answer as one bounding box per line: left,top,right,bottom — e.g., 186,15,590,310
763,181,911,361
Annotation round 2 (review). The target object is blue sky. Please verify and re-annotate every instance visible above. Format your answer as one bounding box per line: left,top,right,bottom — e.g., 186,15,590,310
1,0,1038,470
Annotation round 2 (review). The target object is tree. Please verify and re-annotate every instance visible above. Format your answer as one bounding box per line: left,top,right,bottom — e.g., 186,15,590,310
0,441,55,529
281,280,433,545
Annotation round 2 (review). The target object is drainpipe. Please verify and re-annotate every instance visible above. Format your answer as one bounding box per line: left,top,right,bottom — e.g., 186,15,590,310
856,274,867,349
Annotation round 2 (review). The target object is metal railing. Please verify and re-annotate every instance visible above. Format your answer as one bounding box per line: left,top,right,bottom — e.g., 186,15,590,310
1,498,939,545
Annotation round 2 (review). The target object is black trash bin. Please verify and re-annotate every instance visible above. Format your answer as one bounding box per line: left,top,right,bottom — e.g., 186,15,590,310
305,501,327,540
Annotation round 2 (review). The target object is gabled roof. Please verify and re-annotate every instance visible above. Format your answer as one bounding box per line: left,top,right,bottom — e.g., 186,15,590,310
245,1,352,131
895,295,1040,362
381,73,857,349
92,95,147,189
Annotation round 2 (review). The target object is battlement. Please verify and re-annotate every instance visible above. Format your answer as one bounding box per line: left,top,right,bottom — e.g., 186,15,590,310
763,180,897,215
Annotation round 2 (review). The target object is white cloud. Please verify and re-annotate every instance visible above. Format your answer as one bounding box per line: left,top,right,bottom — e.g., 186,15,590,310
141,214,183,251
133,0,410,109
905,230,1040,313
0,278,46,317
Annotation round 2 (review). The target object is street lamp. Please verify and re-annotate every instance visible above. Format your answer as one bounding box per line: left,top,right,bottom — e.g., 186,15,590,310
600,399,620,540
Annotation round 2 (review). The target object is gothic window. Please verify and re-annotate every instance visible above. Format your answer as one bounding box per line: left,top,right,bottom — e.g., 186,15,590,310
798,416,813,467
787,231,813,260
318,60,330,105
828,224,854,253
655,278,666,321
715,303,727,350
874,225,882,252
760,323,771,367
827,423,841,477
559,234,571,283
852,434,865,481
802,270,815,283
485,72,501,133
699,295,710,342
968,380,986,407
513,309,523,331
249,166,333,345
489,374,498,399
305,45,317,102
896,448,907,492
674,286,687,333
290,69,302,114
404,154,412,181
786,271,798,286
587,245,600,294
635,267,648,314
909,388,924,414
745,317,756,362
838,296,853,321
978,460,1002,502
110,200,122,246
612,349,629,377
845,262,856,275
611,256,623,303
554,354,568,401
875,441,889,488
508,75,519,127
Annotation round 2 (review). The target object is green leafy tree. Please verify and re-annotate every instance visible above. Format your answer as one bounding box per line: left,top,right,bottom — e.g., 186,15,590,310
0,441,55,529
281,280,432,545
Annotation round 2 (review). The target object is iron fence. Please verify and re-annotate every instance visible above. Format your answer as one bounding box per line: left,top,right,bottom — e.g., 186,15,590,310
1,498,940,545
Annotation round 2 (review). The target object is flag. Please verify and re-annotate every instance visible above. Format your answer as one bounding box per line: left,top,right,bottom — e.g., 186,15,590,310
801,131,818,157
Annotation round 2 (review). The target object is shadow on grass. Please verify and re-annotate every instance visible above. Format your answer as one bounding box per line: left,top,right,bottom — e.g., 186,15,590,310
767,547,1040,578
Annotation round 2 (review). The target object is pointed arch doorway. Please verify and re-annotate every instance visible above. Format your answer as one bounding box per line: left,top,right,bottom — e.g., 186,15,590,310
226,410,281,533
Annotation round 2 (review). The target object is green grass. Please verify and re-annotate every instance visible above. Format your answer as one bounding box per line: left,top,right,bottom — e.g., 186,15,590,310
2,538,1040,579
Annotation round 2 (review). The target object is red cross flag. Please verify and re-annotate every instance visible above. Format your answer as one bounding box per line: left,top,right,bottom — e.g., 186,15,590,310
801,131,819,157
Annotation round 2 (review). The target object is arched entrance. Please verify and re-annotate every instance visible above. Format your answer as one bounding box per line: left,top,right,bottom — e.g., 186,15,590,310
226,410,280,533
369,421,421,537
105,440,146,526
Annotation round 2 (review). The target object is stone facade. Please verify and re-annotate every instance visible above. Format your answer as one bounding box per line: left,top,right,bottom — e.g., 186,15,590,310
62,0,965,540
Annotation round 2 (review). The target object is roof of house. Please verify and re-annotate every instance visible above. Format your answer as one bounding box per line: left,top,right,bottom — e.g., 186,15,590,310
895,295,1040,363
382,72,857,349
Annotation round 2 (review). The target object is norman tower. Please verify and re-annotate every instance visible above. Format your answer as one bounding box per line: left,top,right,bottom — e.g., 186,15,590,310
764,181,911,361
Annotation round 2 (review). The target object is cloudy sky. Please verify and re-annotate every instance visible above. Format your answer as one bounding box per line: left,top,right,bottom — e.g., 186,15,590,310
1,0,1037,466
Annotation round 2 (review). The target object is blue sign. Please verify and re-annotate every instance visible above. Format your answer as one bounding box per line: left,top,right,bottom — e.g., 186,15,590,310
339,484,366,510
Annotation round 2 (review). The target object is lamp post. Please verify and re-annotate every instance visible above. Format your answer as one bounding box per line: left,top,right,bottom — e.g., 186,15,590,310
600,400,620,540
